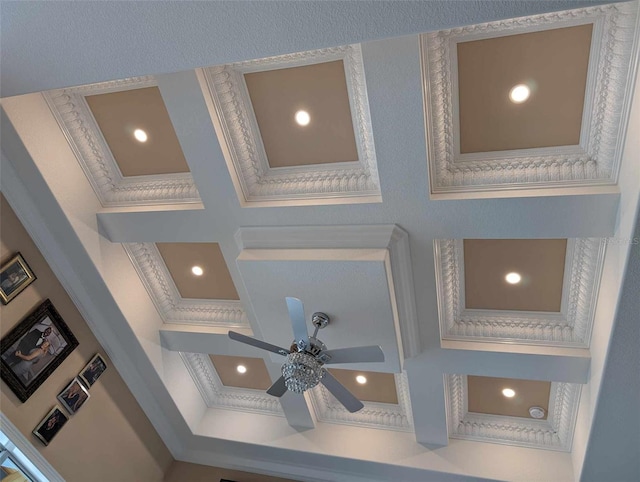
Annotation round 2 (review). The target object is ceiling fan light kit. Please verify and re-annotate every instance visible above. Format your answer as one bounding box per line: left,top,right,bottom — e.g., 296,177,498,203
228,297,385,412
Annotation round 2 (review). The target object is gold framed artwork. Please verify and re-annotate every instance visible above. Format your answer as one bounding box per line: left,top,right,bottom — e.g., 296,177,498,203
0,253,36,304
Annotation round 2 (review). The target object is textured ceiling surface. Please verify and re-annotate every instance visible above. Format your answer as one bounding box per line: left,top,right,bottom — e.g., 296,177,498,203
1,1,639,481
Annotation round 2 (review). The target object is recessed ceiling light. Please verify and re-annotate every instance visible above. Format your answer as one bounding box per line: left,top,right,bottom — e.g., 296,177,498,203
502,388,516,398
505,272,522,284
133,128,148,142
191,266,204,276
236,365,247,374
509,84,531,104
355,375,367,384
295,110,310,126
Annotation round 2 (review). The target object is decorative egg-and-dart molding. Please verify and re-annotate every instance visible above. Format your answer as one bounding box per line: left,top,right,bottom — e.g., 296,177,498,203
445,374,581,451
421,2,638,195
201,44,381,207
43,77,201,207
124,243,248,327
309,372,414,432
434,238,606,347
181,352,283,416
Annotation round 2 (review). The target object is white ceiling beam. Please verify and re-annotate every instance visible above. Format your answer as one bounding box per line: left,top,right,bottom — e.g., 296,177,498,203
156,70,229,211
160,325,256,357
97,188,620,244
425,346,590,384
97,208,214,243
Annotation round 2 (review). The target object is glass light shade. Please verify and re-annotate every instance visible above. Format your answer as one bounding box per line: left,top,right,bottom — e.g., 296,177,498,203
282,352,323,393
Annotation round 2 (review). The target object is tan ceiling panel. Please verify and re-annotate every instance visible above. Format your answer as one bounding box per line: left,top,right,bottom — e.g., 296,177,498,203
467,375,551,419
457,24,592,153
244,61,358,168
85,87,190,176
464,239,567,312
210,355,272,390
156,243,239,300
327,368,398,404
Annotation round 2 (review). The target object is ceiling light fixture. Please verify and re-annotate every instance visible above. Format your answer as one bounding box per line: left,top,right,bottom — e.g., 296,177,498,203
133,128,148,142
295,110,310,126
502,388,516,398
236,365,247,374
191,266,204,276
509,84,531,104
356,375,367,385
505,272,522,284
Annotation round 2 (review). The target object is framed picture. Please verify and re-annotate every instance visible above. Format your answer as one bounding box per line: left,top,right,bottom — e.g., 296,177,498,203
57,377,90,414
0,253,36,304
33,406,68,446
0,299,79,402
79,353,107,388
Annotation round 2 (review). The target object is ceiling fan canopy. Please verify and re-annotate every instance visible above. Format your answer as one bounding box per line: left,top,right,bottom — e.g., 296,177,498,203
228,297,385,412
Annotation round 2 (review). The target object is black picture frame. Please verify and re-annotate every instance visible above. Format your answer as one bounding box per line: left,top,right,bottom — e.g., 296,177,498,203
0,299,79,402
33,406,68,446
0,252,36,305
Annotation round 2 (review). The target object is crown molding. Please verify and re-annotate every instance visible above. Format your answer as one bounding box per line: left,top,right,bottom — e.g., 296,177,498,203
201,44,381,207
445,375,580,451
421,1,639,195
123,243,249,327
235,225,420,359
42,78,200,207
309,372,413,432
434,238,605,347
181,353,283,416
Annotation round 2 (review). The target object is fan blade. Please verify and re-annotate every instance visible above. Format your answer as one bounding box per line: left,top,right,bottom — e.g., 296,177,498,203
228,331,289,356
286,297,309,349
321,369,364,413
266,376,288,397
322,345,385,364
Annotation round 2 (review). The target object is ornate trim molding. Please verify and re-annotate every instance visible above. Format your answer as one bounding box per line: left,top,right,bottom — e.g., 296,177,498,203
181,352,283,415
201,44,381,207
123,243,249,327
421,2,639,194
235,224,420,358
309,372,413,432
43,78,201,207
445,374,580,451
434,238,605,347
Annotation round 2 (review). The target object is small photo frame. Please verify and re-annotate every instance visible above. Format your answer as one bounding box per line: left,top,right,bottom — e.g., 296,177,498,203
57,377,90,415
0,253,36,304
0,299,79,402
33,406,68,446
79,353,107,388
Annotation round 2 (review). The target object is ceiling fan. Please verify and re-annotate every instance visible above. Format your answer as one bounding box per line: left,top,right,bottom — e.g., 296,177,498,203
228,297,385,413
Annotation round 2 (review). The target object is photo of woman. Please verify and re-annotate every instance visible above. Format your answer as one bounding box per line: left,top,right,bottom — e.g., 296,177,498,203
57,378,90,415
12,340,51,383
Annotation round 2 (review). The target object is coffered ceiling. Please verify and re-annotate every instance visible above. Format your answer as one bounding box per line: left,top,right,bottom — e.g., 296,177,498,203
1,1,639,481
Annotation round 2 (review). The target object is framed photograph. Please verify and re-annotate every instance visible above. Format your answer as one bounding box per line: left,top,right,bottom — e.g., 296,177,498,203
57,377,90,414
33,406,68,446
79,353,107,388
0,253,36,304
0,299,79,402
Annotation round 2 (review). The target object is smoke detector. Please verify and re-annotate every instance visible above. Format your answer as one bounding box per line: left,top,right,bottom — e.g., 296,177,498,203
529,406,546,419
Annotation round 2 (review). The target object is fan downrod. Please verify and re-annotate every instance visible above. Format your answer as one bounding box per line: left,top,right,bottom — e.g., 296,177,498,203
311,312,330,329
